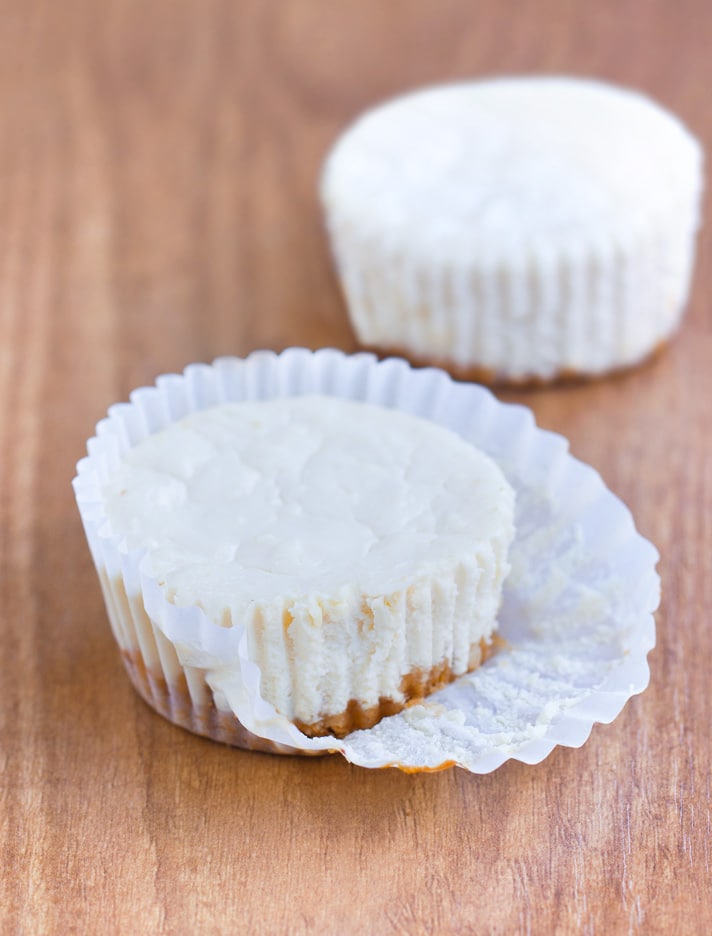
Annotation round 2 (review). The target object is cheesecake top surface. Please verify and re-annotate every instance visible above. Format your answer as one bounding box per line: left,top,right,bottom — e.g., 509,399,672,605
102,395,515,621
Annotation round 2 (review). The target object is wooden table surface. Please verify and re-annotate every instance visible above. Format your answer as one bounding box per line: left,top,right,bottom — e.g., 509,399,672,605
2,1,711,933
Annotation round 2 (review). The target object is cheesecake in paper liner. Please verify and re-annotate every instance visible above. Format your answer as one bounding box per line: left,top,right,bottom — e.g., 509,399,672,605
321,78,704,383
73,349,659,773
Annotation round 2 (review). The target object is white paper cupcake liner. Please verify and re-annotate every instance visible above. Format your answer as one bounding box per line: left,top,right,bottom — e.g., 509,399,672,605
325,222,699,382
73,348,659,772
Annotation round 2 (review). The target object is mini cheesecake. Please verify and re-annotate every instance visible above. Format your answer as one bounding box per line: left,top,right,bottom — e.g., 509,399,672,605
321,77,704,382
101,395,515,738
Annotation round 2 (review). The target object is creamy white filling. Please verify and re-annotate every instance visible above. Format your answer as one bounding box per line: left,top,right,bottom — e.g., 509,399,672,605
102,396,515,723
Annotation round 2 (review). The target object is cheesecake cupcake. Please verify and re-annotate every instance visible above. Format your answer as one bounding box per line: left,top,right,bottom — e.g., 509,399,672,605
75,358,514,750
321,76,704,383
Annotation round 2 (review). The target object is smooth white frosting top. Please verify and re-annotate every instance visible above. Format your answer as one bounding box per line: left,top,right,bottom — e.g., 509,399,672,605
321,77,703,260
102,396,515,622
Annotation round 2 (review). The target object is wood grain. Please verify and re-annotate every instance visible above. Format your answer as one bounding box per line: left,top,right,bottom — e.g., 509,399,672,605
1,0,711,932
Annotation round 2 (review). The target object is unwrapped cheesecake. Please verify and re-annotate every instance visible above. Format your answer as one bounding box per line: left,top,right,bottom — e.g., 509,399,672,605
99,395,515,741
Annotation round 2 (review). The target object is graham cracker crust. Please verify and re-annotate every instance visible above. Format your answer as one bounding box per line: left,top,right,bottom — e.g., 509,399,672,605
121,636,500,748
293,636,499,738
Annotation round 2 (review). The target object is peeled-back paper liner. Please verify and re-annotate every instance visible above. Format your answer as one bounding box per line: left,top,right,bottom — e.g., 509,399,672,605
74,349,659,772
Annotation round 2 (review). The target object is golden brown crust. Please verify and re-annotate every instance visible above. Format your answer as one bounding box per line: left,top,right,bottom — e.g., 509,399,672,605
363,340,671,388
294,636,499,739
120,633,501,748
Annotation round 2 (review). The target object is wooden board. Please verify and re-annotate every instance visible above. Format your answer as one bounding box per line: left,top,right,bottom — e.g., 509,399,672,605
1,1,710,932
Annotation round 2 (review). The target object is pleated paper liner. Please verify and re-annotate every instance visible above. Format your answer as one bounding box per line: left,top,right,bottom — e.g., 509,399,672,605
74,349,659,772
